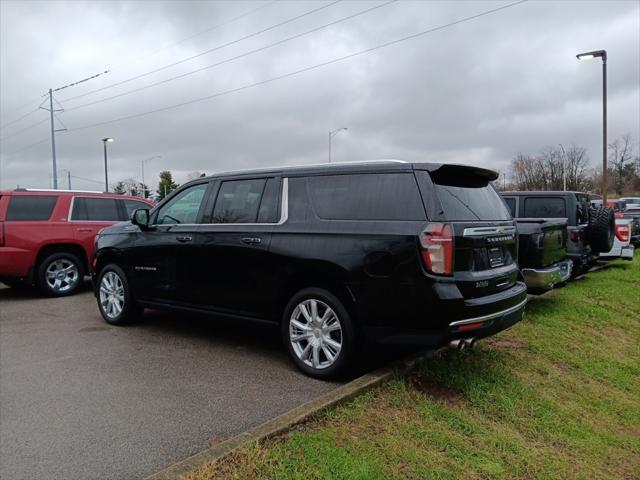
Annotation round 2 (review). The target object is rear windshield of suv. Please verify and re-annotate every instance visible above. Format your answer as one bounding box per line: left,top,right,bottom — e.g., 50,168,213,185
428,174,511,221
308,173,425,221
6,195,57,221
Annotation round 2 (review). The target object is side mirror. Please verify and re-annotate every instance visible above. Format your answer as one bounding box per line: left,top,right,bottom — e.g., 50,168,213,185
131,208,150,229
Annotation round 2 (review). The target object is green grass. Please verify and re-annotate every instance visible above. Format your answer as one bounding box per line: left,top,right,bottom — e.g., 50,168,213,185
183,255,640,480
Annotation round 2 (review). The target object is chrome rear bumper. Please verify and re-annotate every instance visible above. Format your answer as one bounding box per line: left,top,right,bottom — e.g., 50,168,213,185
521,258,573,291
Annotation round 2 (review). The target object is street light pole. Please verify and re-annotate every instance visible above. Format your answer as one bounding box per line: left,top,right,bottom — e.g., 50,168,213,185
328,127,348,163
576,49,607,203
141,155,162,199
558,143,567,191
101,137,114,193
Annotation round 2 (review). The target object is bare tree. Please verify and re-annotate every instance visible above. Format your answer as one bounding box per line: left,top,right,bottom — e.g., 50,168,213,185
510,145,593,192
608,134,636,196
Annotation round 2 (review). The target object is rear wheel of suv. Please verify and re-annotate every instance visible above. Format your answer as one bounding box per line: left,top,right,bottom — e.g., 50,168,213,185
38,252,84,296
282,288,356,379
97,264,141,325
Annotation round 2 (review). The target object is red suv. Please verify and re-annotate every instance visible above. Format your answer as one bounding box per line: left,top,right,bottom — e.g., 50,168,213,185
0,189,153,296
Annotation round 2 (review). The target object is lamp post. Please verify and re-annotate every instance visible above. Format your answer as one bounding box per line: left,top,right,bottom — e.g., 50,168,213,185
101,137,114,193
576,49,607,203
141,155,162,198
328,127,348,163
558,143,567,191
59,169,71,190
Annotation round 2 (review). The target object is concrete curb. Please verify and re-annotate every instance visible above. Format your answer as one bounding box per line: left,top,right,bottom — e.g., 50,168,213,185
146,260,614,479
145,348,445,480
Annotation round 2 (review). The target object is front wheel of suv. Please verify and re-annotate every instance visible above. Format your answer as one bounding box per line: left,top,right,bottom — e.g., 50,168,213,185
96,264,141,325
282,288,357,380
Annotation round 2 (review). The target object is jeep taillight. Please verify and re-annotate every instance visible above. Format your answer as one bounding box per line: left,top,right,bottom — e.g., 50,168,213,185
615,224,630,242
419,223,453,275
569,230,580,242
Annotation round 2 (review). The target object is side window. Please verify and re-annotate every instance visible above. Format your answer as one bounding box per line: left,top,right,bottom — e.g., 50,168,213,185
212,178,268,224
308,173,425,221
71,198,119,221
257,178,281,223
156,184,208,225
122,199,150,220
6,196,57,221
502,197,516,217
523,197,566,218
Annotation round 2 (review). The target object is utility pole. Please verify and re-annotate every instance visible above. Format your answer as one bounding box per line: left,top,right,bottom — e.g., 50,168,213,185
39,70,111,190
67,170,71,190
41,89,64,189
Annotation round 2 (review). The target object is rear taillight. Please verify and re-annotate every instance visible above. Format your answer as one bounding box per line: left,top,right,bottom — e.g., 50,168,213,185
614,212,623,219
615,224,630,242
569,230,580,242
419,223,454,275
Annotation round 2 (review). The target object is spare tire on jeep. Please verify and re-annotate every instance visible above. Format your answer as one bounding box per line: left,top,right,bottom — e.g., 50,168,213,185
587,205,615,253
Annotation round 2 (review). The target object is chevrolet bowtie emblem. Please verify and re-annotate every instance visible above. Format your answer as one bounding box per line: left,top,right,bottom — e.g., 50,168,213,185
496,227,505,234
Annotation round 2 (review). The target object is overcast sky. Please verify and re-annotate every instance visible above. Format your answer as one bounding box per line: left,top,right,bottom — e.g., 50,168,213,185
1,0,638,192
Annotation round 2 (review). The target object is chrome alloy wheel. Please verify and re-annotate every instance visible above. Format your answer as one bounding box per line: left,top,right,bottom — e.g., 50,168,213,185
45,259,79,293
99,271,125,319
289,299,342,370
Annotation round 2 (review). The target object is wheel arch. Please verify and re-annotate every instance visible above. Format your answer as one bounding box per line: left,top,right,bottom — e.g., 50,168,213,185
36,243,88,277
274,262,360,329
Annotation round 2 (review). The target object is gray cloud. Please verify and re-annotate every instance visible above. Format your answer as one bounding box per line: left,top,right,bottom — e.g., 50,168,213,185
1,0,638,192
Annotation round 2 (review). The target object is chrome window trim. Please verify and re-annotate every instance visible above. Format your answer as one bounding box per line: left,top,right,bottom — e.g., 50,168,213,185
152,177,289,227
462,225,516,237
449,298,527,327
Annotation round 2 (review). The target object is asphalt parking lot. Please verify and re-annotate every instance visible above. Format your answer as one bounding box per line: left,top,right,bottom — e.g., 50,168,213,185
0,284,342,480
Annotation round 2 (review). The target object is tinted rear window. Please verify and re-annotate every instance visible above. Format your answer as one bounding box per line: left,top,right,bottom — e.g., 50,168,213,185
71,197,120,221
308,173,425,221
523,197,566,217
6,195,57,221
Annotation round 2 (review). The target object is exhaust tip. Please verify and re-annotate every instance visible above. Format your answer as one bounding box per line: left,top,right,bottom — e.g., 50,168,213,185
449,338,477,351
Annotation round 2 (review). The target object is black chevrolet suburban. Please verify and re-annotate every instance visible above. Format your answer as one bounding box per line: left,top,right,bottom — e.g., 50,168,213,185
92,161,527,378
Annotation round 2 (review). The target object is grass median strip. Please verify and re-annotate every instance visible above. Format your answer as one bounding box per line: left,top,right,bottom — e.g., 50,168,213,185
182,255,640,480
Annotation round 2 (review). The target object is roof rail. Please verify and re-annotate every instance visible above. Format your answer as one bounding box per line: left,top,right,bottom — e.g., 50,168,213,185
13,188,104,194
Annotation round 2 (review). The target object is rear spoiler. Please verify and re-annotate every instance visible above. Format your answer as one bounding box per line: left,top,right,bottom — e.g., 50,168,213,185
425,164,499,187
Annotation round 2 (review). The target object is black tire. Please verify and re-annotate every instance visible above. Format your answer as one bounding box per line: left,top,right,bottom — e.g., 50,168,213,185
586,206,615,253
37,252,84,297
282,288,357,380
96,264,142,325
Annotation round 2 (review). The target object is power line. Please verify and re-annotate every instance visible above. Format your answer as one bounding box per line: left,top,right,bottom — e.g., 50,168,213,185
60,0,342,104
70,174,103,185
65,0,397,113
0,137,49,158
66,0,528,133
108,0,280,71
0,118,49,141
0,108,40,130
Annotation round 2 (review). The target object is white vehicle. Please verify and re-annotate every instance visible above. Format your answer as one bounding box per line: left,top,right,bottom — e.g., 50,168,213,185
620,197,640,206
598,217,634,260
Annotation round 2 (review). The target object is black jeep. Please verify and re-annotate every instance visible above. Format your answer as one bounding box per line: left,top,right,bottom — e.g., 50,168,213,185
502,191,614,277
92,161,527,378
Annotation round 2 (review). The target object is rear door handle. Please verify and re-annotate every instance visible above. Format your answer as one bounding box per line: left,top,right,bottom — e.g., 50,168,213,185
241,237,262,245
77,228,93,233
176,236,193,243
